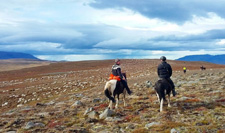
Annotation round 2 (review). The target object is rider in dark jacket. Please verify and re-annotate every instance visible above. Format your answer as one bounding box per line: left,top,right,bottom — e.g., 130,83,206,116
157,56,176,96
112,59,132,95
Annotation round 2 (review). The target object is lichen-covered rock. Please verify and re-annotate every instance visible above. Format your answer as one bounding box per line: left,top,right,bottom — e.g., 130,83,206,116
99,108,115,119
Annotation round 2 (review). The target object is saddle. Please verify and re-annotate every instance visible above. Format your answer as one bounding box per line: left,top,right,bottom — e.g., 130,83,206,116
158,78,172,89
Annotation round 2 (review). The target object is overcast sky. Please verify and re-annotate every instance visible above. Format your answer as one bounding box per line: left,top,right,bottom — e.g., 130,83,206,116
1,0,225,61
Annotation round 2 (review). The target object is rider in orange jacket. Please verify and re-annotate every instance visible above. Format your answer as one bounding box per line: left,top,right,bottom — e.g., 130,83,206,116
112,59,132,95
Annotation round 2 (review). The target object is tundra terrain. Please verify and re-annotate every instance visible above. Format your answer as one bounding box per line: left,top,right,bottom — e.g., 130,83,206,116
0,59,225,132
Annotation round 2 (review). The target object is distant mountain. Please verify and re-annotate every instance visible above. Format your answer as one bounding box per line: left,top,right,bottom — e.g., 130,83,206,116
0,51,39,60
176,54,225,65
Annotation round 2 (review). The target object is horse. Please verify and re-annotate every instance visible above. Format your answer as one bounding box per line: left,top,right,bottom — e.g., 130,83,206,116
154,79,172,112
200,66,206,70
104,74,127,109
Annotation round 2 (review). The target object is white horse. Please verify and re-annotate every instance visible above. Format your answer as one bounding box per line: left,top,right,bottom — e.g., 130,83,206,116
104,79,127,109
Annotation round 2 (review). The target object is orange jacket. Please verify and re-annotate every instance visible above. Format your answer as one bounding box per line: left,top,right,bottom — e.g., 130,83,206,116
109,74,121,81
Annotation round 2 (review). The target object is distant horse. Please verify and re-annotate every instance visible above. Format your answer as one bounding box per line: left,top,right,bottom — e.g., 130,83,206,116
200,66,206,70
154,79,172,112
104,74,127,109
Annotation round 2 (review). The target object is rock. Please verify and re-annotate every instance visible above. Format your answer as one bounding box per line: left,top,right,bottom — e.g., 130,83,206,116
93,98,102,103
126,124,136,129
105,117,114,122
24,121,45,129
55,101,65,106
120,128,125,133
145,122,160,129
24,121,35,129
2,102,8,107
20,106,34,112
73,93,84,98
99,108,115,119
84,107,93,116
36,112,49,118
145,81,152,88
6,131,17,133
134,83,138,87
171,128,180,133
72,100,83,107
46,101,55,105
88,111,98,119
199,78,207,81
178,96,191,101
17,104,23,107
105,117,123,122
35,122,45,128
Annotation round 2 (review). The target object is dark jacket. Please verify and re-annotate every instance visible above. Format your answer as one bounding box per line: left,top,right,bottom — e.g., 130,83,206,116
112,64,123,79
157,61,172,79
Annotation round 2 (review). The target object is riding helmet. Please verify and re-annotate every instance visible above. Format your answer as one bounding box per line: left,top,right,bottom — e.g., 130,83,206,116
160,56,166,61
115,58,120,63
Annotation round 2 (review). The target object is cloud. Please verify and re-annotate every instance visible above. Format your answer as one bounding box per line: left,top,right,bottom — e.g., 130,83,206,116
1,20,225,55
90,0,225,24
36,49,225,61
37,54,108,61
1,0,225,61
217,39,225,45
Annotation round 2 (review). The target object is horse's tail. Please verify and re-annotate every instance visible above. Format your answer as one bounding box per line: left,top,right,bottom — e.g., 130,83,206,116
155,80,166,100
104,81,115,103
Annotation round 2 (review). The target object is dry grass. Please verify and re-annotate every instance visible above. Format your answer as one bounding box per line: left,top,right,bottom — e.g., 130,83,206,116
0,59,225,132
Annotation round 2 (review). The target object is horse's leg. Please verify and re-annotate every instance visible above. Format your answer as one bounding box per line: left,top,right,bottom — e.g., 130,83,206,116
156,93,160,103
168,94,171,107
160,98,164,112
115,95,119,109
108,100,113,109
123,91,127,107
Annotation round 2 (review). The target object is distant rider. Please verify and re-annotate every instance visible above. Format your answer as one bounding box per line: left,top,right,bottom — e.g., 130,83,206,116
157,56,176,97
183,67,187,74
112,59,132,95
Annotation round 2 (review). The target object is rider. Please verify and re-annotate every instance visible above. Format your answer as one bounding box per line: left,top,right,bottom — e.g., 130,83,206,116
112,59,132,95
157,56,176,97
183,66,187,74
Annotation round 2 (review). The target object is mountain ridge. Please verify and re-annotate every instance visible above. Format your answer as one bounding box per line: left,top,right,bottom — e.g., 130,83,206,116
0,51,39,60
176,54,225,65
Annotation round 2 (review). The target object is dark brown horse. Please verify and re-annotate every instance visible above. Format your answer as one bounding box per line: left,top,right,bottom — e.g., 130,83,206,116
154,79,172,112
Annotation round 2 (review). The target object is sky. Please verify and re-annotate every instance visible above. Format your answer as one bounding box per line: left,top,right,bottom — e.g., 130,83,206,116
1,0,225,61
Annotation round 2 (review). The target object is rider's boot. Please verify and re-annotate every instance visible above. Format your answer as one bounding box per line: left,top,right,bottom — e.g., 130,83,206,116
121,80,132,95
126,87,132,95
172,89,176,97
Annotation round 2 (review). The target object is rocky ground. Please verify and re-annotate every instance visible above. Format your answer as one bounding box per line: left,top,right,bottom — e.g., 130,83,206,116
0,59,225,133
